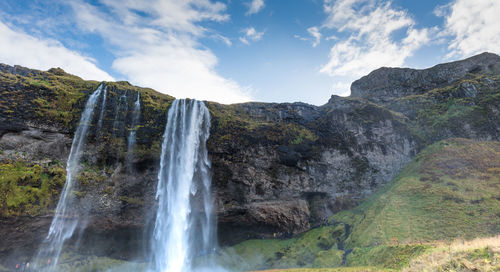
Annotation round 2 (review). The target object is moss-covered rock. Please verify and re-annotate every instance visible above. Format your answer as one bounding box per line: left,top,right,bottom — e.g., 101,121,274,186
0,160,65,216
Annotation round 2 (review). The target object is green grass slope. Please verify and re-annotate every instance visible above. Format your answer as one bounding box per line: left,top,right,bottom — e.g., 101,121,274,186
216,225,348,270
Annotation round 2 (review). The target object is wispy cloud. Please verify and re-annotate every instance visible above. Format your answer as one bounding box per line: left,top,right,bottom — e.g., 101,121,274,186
0,20,113,81
213,33,232,46
246,0,265,16
319,0,429,94
295,26,323,47
67,0,251,104
294,34,308,42
307,26,322,47
436,0,500,59
239,27,264,45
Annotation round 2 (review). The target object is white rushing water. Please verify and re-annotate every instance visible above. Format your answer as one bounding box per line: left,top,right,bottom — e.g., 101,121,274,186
96,86,108,133
150,99,216,272
34,85,105,270
126,92,141,169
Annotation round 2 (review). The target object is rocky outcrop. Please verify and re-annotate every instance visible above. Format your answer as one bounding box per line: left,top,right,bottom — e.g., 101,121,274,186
0,126,71,163
351,52,500,105
0,52,499,262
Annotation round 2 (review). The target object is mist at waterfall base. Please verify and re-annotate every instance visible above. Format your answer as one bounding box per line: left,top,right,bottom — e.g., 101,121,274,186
23,85,229,271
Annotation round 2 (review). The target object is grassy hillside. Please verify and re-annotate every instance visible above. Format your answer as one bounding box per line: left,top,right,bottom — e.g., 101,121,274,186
253,235,500,271
335,138,500,248
255,235,500,272
406,235,500,271
221,138,500,271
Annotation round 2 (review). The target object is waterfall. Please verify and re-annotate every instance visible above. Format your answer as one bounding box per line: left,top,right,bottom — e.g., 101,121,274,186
126,92,141,170
150,99,215,272
112,90,128,137
34,84,104,269
96,86,108,133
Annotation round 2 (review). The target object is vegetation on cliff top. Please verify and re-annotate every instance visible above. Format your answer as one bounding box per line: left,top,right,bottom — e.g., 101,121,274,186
206,102,319,149
0,65,174,134
0,65,98,129
392,73,500,143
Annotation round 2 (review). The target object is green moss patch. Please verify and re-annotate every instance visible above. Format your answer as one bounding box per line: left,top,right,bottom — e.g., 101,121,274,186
0,161,66,217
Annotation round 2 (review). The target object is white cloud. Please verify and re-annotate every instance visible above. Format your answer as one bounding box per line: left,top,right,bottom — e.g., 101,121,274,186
0,20,113,81
239,37,250,45
213,34,232,46
239,27,264,45
437,0,500,58
320,0,429,81
331,81,351,97
307,26,322,47
68,0,251,104
325,35,338,41
294,34,308,42
246,0,265,16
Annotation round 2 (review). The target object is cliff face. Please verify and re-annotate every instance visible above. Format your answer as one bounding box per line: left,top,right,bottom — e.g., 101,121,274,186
207,99,419,243
0,53,499,261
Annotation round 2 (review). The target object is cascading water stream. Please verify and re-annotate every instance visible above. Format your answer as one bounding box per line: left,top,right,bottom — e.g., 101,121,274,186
150,99,215,272
112,91,128,137
126,92,141,170
34,84,105,270
96,86,108,133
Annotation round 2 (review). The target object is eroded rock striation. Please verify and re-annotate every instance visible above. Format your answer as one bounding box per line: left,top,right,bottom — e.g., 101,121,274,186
0,52,499,261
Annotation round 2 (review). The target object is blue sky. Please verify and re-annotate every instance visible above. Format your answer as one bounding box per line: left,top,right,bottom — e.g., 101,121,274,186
0,0,499,105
